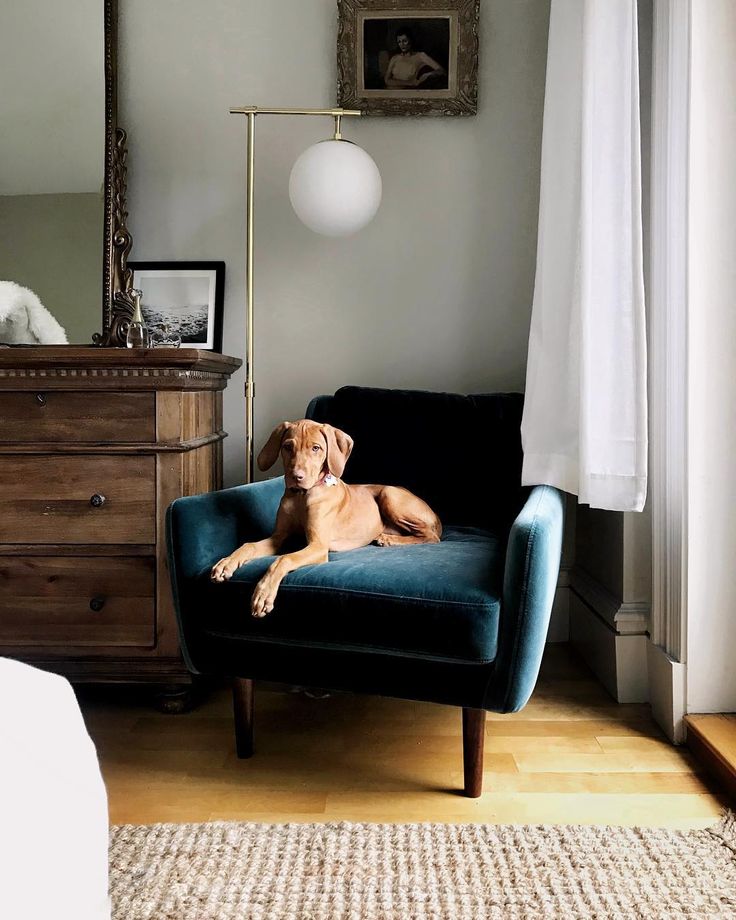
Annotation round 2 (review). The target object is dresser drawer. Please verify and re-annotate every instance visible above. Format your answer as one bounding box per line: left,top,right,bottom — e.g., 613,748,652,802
0,456,155,544
0,391,155,443
0,556,155,648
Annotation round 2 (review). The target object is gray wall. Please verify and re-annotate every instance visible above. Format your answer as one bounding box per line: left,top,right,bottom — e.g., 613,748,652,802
119,0,551,484
0,193,103,344
0,0,104,196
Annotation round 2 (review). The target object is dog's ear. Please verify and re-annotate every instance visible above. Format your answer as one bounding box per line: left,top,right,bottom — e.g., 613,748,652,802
321,425,353,479
257,422,293,471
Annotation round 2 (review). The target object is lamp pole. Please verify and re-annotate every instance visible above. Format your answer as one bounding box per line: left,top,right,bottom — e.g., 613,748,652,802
230,106,363,484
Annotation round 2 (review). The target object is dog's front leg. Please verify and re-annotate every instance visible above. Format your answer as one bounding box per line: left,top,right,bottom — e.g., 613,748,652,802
251,542,329,618
212,505,297,583
211,535,285,582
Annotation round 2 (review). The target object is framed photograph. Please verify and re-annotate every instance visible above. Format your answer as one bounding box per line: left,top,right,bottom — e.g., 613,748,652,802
337,0,480,116
128,261,225,352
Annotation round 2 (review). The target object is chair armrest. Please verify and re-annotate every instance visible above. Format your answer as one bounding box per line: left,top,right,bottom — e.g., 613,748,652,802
166,478,284,674
166,477,284,582
485,485,565,713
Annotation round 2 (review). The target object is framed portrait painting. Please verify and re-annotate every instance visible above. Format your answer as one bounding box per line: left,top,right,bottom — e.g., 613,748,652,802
337,0,480,116
128,261,225,352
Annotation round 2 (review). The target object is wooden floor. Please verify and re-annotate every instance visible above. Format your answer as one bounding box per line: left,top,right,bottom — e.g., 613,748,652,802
78,645,726,828
686,713,736,798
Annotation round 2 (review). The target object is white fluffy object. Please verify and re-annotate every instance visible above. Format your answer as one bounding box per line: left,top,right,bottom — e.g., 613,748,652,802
0,280,68,344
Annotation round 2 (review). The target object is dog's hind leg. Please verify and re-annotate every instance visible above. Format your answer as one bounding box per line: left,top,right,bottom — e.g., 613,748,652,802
373,486,442,547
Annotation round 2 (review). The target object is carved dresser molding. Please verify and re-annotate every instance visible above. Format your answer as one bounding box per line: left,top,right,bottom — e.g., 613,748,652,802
0,347,241,709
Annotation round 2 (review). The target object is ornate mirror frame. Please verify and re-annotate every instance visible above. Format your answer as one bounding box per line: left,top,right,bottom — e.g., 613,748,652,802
95,0,135,347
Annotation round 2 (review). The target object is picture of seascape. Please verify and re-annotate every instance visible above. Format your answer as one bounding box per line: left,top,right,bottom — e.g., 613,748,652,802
141,302,208,344
135,273,212,345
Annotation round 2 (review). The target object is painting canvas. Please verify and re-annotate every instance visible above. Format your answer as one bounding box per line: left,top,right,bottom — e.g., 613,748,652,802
362,17,451,92
128,262,224,352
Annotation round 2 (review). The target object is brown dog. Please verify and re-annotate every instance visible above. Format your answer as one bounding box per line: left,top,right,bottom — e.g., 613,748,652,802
211,419,442,617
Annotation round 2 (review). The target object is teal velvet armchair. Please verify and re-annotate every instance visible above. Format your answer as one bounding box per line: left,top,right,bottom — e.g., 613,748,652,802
167,387,564,796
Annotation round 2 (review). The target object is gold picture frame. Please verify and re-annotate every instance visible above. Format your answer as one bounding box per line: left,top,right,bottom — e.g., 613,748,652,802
337,0,480,116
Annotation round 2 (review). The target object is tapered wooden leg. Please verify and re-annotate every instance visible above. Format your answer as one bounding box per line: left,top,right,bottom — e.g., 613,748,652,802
233,678,255,758
462,707,486,797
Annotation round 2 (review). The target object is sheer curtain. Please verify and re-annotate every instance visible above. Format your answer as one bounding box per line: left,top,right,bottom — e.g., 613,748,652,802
521,0,647,512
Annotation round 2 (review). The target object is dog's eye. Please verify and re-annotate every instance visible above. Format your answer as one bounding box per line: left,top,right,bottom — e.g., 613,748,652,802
312,445,321,452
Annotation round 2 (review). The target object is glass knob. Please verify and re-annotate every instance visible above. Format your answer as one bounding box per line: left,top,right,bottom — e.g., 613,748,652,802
89,597,106,613
90,493,106,508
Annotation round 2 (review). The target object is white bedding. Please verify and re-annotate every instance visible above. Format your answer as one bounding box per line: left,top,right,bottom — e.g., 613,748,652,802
0,658,110,920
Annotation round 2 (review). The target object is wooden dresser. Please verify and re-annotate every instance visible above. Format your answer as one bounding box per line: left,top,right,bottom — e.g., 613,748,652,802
0,347,240,708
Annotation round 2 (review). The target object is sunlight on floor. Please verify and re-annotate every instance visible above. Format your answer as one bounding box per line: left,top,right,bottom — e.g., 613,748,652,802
78,645,726,828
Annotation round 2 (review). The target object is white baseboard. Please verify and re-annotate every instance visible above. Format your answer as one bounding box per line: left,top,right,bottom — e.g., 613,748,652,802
569,592,649,702
570,567,650,635
647,641,686,743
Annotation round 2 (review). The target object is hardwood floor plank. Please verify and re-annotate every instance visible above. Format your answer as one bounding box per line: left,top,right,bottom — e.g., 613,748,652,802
685,712,736,798
487,702,652,722
514,751,697,774
485,772,713,794
485,736,603,754
686,713,736,762
321,793,723,828
595,735,676,753
484,719,658,737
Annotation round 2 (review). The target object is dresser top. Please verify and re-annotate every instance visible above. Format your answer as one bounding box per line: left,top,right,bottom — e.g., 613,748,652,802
0,346,241,374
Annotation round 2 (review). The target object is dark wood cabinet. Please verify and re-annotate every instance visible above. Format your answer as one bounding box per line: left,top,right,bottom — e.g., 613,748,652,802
0,347,240,701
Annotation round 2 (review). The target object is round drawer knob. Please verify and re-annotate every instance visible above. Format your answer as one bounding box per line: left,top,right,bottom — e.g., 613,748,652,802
35,393,47,407
90,493,106,508
89,596,106,613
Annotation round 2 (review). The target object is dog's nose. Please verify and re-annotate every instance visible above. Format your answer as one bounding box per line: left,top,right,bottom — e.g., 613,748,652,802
294,470,305,482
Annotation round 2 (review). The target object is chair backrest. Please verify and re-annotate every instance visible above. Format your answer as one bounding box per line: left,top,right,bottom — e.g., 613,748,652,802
306,386,525,532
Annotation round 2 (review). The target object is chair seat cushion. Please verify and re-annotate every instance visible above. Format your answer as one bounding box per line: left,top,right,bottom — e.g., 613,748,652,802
198,526,503,664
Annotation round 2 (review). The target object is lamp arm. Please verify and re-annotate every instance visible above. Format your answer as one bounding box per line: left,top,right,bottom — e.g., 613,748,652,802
230,107,362,117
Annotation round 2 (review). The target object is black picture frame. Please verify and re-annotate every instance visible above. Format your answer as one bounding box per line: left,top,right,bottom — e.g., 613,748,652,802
127,261,225,352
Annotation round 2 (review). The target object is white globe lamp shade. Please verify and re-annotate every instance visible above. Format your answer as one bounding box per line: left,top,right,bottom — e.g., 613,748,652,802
289,139,382,237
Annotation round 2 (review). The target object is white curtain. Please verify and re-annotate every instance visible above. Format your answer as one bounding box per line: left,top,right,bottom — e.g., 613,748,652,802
521,0,647,512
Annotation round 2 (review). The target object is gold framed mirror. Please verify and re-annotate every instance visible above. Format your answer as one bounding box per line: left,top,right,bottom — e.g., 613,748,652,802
0,0,133,347
99,0,135,346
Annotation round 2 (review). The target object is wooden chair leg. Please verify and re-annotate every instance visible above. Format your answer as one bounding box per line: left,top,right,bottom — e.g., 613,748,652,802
233,678,254,759
462,707,486,797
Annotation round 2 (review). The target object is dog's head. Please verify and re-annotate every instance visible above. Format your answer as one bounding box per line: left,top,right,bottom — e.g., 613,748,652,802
257,419,354,491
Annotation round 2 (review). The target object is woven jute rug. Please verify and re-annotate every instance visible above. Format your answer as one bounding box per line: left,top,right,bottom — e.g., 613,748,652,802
110,814,736,919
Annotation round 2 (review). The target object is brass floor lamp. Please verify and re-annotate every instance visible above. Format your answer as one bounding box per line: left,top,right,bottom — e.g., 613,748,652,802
230,106,383,483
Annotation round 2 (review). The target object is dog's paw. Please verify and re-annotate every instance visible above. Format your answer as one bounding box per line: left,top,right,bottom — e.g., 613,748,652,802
211,547,254,582
374,533,395,547
211,557,237,582
251,578,278,618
